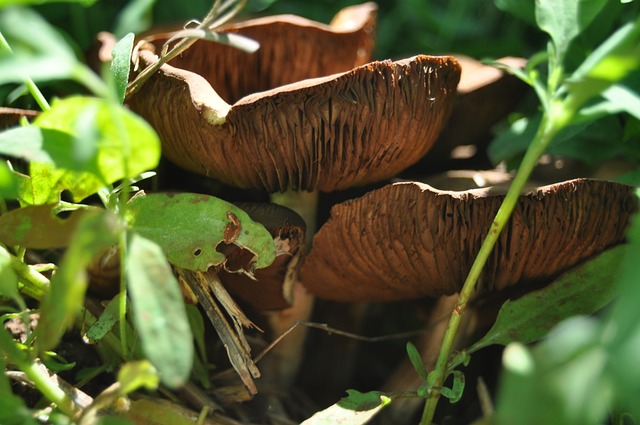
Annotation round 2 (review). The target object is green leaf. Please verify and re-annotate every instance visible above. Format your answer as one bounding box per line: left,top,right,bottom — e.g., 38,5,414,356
126,233,193,389
566,18,640,107
301,390,392,425
440,370,465,404
600,82,640,121
125,193,276,272
0,161,18,199
0,7,78,84
535,0,608,61
0,204,99,249
15,96,160,204
496,319,611,425
36,210,120,351
406,341,428,382
34,96,161,183
110,33,135,105
0,127,77,168
83,293,122,344
0,248,19,302
117,360,160,395
466,246,624,354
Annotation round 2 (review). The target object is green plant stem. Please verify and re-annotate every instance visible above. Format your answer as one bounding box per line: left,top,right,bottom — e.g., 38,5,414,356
22,360,78,417
420,105,572,424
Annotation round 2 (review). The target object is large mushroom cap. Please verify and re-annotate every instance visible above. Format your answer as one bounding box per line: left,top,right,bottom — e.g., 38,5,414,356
300,179,637,301
128,50,460,192
143,2,377,103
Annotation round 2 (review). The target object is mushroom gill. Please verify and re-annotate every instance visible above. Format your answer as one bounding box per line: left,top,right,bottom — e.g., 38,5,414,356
300,179,637,301
128,51,461,192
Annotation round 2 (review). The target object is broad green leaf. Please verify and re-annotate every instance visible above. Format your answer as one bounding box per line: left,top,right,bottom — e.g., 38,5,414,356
0,127,78,167
112,0,157,38
0,7,78,84
566,18,640,107
301,390,392,425
0,161,18,199
125,193,276,272
83,293,122,344
117,360,160,395
110,33,135,104
600,83,640,121
34,96,161,183
18,163,103,205
36,210,120,351
0,204,99,248
126,233,193,389
406,341,428,382
496,319,611,425
535,0,608,61
465,246,624,354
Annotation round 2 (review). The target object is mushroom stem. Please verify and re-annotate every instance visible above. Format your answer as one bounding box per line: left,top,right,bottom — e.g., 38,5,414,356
261,190,319,385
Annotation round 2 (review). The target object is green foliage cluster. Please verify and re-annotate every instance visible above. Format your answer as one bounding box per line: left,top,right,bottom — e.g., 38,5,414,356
0,0,638,424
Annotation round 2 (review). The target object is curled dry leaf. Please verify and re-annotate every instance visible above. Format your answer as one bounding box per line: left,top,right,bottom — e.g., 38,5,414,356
141,2,378,103
128,51,460,192
300,179,637,301
219,202,306,310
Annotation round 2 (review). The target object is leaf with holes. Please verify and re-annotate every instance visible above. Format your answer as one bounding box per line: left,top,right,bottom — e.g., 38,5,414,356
125,192,276,272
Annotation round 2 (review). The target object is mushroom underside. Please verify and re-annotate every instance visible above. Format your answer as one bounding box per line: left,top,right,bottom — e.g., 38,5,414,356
300,178,637,301
128,53,461,192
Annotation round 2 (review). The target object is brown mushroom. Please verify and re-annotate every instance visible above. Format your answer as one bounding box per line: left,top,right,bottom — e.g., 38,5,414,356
218,202,305,311
128,50,460,192
403,56,529,175
142,2,378,104
300,178,637,301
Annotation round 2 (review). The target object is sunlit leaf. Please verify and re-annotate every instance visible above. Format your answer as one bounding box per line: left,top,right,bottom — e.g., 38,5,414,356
0,204,100,248
0,248,19,303
34,96,161,183
0,161,18,199
566,18,640,107
125,193,276,272
36,210,120,351
301,390,392,425
535,0,608,61
126,233,193,388
117,360,160,395
0,7,78,84
110,33,135,104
